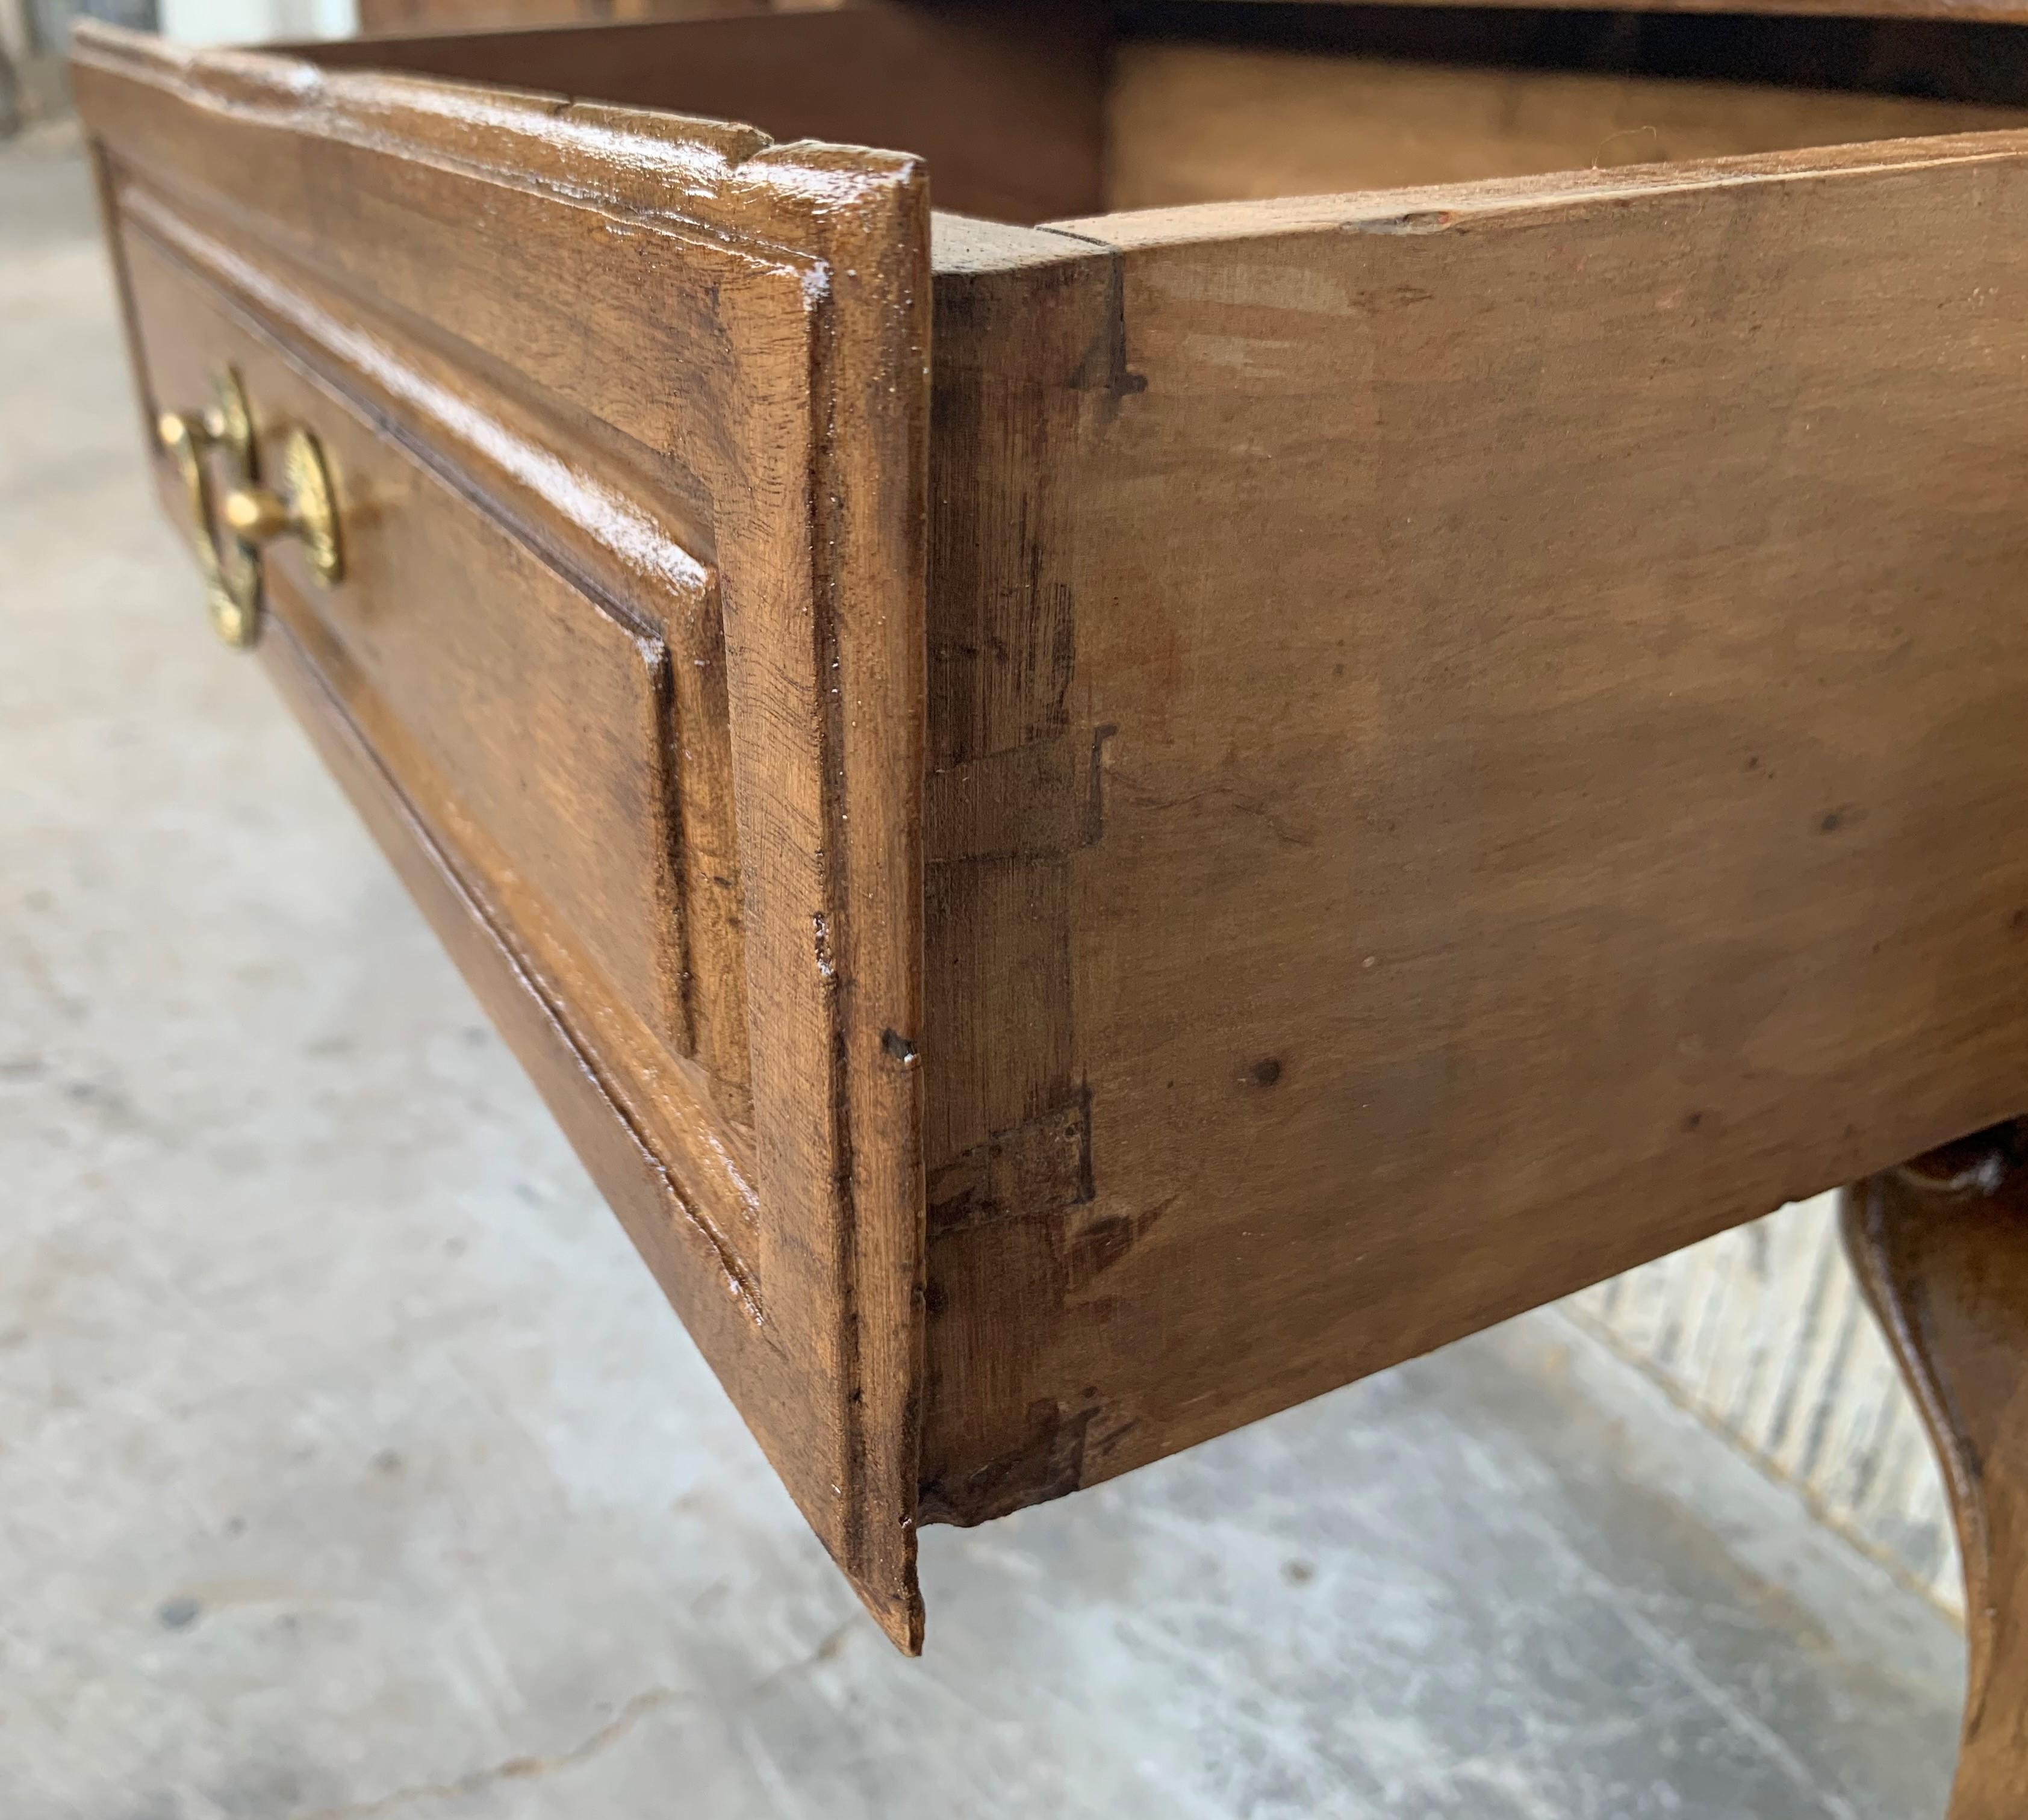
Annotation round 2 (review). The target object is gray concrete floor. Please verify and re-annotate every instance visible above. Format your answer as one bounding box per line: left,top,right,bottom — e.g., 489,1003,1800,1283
1,122,1971,1819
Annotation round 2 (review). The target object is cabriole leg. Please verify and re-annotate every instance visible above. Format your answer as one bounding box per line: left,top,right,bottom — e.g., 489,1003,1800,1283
1844,1124,2028,1819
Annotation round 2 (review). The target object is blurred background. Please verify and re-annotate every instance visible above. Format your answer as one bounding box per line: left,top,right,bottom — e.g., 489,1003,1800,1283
0,7,1976,1816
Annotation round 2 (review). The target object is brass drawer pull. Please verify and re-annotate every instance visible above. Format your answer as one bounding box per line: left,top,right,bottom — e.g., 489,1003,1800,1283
223,429,343,586
155,367,343,650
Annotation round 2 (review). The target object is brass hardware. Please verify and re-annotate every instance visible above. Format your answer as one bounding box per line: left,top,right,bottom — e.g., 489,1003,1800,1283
220,427,343,588
204,365,254,475
157,370,261,649
155,368,343,650
220,484,290,544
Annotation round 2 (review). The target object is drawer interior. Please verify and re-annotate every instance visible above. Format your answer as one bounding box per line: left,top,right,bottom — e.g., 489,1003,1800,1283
1106,8,2028,208
297,1,2028,224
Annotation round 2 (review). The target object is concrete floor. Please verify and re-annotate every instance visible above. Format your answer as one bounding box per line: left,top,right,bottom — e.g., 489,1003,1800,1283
1,122,1970,1819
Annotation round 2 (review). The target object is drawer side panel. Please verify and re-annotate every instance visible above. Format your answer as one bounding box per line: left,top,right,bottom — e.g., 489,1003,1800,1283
925,133,2028,1523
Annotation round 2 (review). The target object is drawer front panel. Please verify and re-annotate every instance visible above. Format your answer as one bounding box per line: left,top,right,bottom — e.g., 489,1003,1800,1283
122,221,699,1100
112,191,765,1284
76,25,930,1648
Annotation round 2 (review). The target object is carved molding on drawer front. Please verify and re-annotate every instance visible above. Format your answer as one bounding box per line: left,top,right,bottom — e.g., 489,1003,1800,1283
261,582,772,1343
118,230,767,1288
71,27,915,498
286,597,766,1299
114,184,760,1131
116,185,718,633
78,20,933,1647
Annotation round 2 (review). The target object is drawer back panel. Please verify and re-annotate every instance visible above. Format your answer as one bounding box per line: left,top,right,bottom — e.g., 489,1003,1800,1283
1107,39,2028,208
291,3,2028,229
288,2,1110,227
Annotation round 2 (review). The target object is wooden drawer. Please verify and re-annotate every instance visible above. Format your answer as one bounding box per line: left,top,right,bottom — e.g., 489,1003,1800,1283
74,2,2028,1651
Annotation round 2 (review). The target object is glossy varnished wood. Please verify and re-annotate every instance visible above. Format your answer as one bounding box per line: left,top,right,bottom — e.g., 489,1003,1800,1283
290,4,1108,226
1847,1131,2028,1819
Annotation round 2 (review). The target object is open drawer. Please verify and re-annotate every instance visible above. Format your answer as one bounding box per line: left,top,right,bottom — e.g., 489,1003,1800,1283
72,1,2028,1651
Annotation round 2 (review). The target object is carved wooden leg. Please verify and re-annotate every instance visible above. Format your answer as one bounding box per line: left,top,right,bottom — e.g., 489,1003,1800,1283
1844,1123,2028,1819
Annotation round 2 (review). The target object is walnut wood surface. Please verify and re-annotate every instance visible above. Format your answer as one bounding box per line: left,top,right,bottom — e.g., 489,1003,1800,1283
918,132,2028,1521
1109,41,2028,205
125,222,709,1061
74,22,931,1648
289,4,1108,226
1846,1132,2028,1819
76,2,2028,1681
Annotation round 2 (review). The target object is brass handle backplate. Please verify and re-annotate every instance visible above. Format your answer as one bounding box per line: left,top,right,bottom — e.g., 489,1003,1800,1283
156,367,343,650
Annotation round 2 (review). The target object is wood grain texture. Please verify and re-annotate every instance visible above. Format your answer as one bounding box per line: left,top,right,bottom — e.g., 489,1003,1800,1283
290,3,1108,226
1846,1129,2028,1820
124,220,703,1063
117,225,765,1250
919,131,2028,1521
1109,42,2028,207
918,217,1119,1520
73,20,930,1647
82,2,2028,1697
